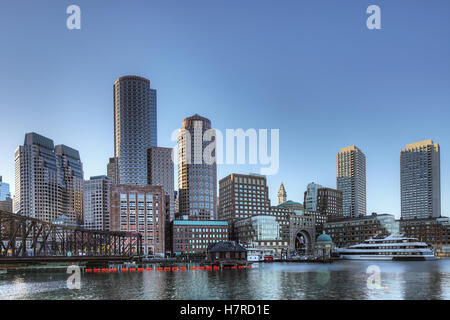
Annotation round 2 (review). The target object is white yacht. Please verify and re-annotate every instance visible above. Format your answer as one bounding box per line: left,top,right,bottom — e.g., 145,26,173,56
335,234,435,261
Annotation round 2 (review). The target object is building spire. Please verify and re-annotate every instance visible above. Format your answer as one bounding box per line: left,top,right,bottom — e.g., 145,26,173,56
278,183,287,205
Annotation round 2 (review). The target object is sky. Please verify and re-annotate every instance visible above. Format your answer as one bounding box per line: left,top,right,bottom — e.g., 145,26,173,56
0,0,449,218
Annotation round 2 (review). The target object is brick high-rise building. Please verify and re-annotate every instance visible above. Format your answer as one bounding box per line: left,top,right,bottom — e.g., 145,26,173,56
218,173,270,221
317,187,343,221
110,184,165,255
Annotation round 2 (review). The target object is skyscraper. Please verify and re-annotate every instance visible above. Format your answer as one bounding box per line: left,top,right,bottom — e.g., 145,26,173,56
316,187,343,221
0,176,12,212
401,140,441,219
336,145,366,218
55,144,84,224
148,147,174,221
83,175,112,231
14,132,84,223
0,176,10,201
178,114,217,220
114,75,157,185
107,157,117,183
218,173,270,221
303,182,323,212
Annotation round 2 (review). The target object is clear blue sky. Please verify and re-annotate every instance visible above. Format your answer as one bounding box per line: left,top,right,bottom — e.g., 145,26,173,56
0,0,449,218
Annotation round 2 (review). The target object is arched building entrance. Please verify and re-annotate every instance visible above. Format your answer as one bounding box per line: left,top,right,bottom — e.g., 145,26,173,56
290,228,315,256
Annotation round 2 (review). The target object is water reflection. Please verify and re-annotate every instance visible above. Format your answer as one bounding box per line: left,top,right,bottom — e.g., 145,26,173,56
2,260,450,300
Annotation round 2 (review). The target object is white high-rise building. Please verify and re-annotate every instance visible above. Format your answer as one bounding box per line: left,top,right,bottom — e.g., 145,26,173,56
83,176,112,231
336,145,366,218
15,132,84,224
401,140,440,219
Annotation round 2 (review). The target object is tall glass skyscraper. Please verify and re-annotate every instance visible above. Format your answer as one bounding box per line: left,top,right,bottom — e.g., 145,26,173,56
336,145,366,218
401,140,441,219
178,114,217,220
0,176,10,201
114,75,157,185
303,182,323,212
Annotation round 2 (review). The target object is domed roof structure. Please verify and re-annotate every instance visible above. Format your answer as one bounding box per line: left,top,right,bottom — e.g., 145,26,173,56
317,232,332,243
278,200,302,206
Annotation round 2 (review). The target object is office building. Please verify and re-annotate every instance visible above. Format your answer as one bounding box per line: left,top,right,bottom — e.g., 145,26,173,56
110,184,165,255
323,213,399,248
107,157,117,183
14,133,84,224
304,182,323,211
55,144,84,224
0,176,10,201
114,75,157,185
148,147,174,220
317,187,343,221
234,215,288,255
218,173,270,221
83,176,112,231
400,217,450,255
0,176,12,212
336,145,366,218
400,140,441,219
171,220,229,255
178,114,217,220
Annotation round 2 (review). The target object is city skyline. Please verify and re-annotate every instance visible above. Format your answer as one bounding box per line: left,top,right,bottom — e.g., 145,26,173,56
1,1,449,218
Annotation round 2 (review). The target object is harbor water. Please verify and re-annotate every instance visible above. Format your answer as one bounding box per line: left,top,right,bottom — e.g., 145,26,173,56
1,260,450,300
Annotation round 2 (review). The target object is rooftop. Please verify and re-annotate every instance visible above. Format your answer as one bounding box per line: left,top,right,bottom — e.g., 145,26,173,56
208,241,247,253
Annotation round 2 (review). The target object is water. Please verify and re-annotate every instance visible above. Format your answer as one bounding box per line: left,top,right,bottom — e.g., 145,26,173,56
2,260,450,300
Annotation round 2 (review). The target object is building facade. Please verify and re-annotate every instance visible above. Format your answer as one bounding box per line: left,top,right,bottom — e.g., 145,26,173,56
147,147,174,221
218,173,270,221
55,145,84,225
107,157,117,183
0,176,12,212
400,140,441,220
14,133,84,224
171,220,229,255
269,205,293,242
304,182,323,211
323,213,399,248
0,176,10,201
336,145,367,218
178,114,217,220
400,217,450,255
83,176,112,231
110,184,165,255
114,75,157,185
317,187,343,221
234,215,288,255
289,211,317,255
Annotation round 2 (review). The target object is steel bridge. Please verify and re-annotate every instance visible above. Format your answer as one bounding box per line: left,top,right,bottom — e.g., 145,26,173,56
0,210,142,263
